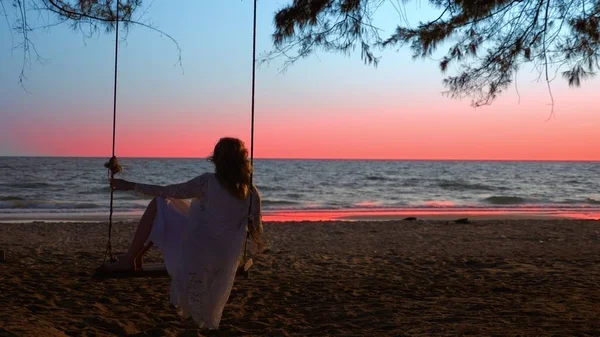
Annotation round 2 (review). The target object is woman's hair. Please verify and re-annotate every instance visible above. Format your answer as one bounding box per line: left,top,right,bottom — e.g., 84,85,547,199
208,137,253,200
209,137,263,248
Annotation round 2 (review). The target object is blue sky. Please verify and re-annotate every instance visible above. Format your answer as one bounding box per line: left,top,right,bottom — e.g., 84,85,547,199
1,1,598,160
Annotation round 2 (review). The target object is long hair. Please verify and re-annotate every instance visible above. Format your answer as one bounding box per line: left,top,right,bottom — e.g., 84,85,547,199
209,137,252,200
209,138,263,248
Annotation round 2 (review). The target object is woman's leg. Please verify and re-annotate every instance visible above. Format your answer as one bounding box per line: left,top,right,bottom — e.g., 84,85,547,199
104,198,157,271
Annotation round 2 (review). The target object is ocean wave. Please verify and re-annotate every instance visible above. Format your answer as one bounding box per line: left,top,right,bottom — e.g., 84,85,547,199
366,175,388,181
0,196,25,201
262,199,302,206
483,196,527,205
353,201,383,207
438,180,495,191
76,186,111,194
1,182,53,189
423,200,456,207
0,199,103,209
401,178,422,187
561,198,600,205
586,198,600,205
256,185,280,192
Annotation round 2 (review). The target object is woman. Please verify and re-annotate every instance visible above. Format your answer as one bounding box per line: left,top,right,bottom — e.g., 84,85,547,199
102,137,262,329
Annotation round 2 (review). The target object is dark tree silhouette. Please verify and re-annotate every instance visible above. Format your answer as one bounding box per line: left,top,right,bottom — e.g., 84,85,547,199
265,0,600,107
3,0,598,107
1,0,180,86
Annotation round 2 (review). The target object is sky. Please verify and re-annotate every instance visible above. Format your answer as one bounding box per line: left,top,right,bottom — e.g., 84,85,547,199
0,1,598,160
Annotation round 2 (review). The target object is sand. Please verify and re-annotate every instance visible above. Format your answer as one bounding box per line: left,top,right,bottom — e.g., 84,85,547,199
0,219,599,336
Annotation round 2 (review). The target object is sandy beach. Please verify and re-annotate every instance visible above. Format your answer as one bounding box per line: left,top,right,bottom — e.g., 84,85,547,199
1,218,599,336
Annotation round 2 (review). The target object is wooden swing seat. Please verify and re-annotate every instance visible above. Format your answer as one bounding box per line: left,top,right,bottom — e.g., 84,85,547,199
93,263,168,279
93,242,254,279
93,242,168,279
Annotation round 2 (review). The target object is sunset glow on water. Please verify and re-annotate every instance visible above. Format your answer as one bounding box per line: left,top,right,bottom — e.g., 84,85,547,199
262,208,600,222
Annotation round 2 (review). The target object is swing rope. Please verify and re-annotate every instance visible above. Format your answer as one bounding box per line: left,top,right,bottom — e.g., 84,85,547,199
242,0,258,265
101,1,258,266
103,3,121,263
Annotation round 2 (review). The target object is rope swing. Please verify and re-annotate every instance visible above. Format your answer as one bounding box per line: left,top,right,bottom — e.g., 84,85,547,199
240,0,259,276
103,2,122,264
100,0,259,274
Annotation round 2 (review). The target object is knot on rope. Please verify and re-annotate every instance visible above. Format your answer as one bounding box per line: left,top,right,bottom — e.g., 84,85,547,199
104,156,122,177
103,156,121,263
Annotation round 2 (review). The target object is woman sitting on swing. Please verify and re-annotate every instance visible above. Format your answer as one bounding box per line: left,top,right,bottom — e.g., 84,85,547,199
101,137,262,329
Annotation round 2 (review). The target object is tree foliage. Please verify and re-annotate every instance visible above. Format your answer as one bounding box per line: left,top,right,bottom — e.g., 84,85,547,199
266,0,600,107
1,0,180,86
3,0,599,107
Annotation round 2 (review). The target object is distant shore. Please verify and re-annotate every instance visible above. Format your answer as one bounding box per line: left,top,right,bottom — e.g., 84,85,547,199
1,219,599,336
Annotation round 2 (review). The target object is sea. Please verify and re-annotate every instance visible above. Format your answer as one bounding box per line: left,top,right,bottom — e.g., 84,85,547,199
1,157,599,221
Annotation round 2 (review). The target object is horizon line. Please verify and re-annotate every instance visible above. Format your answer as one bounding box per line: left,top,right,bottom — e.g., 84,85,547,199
1,155,599,162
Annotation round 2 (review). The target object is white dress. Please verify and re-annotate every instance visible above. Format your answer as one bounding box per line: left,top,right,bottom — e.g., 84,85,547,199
133,172,261,329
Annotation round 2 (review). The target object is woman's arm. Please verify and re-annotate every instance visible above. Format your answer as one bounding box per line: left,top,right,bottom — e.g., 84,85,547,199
111,174,208,199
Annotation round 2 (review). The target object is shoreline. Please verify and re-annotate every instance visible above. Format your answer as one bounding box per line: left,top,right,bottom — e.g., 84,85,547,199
1,207,599,223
